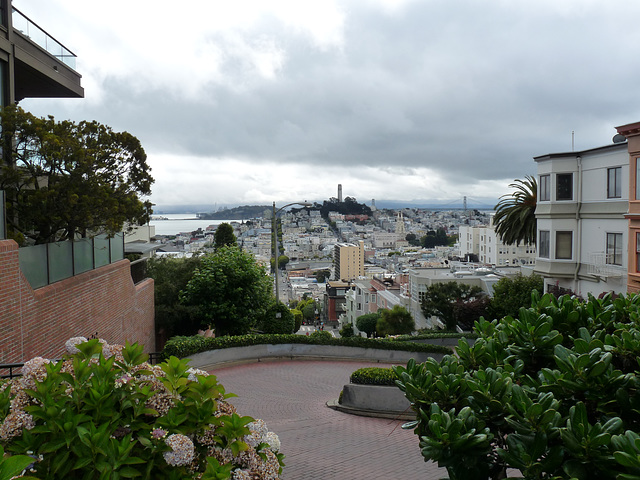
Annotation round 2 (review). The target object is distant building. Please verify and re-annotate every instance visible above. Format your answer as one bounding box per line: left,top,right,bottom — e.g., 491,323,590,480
333,240,365,281
459,219,536,267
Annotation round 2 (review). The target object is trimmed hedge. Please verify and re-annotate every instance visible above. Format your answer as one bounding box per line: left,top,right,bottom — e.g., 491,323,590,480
350,367,398,386
390,331,477,342
163,333,453,359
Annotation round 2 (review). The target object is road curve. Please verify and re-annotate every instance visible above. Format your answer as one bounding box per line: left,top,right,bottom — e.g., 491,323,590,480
208,359,446,480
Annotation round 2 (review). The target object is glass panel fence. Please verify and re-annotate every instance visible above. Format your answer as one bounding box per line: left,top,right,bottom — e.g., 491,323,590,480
73,237,93,275
110,233,124,261
18,244,48,289
48,240,73,283
94,235,110,267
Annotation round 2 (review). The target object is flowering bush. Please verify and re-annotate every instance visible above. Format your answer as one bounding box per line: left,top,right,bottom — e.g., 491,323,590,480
0,339,284,479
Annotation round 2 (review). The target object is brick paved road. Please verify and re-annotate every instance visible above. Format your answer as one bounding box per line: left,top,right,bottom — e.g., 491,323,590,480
209,360,447,480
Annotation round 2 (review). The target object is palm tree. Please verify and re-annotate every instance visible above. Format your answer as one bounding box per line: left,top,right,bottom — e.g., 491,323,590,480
493,176,537,246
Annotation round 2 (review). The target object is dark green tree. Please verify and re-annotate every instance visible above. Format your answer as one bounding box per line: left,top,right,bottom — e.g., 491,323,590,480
406,233,421,247
421,282,485,330
314,269,331,283
0,105,153,244
376,305,415,336
421,228,449,248
488,273,544,320
261,301,295,334
302,303,316,322
147,255,203,343
493,176,537,246
356,312,381,338
180,245,273,336
213,222,237,251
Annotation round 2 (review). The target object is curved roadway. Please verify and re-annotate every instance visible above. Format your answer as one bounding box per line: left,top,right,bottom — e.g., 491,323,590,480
209,360,446,480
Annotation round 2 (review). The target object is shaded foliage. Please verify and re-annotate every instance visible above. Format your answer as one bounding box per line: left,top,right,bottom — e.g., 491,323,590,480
376,305,415,336
213,222,237,251
421,282,485,331
488,273,544,320
0,105,153,244
356,312,382,338
180,246,273,336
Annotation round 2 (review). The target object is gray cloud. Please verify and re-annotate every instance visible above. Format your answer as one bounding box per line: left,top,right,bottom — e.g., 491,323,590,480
19,0,640,205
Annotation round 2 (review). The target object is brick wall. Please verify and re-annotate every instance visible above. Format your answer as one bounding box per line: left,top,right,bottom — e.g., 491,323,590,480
0,239,155,363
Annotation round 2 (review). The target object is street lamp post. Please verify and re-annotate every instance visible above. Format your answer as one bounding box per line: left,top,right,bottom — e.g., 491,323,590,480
272,201,311,304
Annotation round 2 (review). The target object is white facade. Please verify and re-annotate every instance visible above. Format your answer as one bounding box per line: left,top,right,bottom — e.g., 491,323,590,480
534,142,628,297
459,223,536,267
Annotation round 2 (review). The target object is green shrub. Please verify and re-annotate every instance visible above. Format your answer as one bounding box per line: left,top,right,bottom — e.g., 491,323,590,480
394,292,640,480
163,333,453,359
0,338,284,479
350,367,398,386
339,323,355,338
261,302,295,334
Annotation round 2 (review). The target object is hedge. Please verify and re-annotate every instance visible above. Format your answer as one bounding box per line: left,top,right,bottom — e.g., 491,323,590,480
390,331,477,342
163,333,453,359
350,367,398,386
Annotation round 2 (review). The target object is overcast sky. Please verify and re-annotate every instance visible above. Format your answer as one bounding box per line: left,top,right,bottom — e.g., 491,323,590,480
16,0,640,210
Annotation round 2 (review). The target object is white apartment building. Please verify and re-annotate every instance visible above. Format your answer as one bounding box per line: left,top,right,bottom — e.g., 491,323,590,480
534,141,628,296
459,221,536,267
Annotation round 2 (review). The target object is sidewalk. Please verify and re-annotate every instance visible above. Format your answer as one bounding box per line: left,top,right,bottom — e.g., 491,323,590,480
209,359,447,480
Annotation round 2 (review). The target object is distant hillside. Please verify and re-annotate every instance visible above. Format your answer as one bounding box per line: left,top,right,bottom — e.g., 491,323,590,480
198,205,270,220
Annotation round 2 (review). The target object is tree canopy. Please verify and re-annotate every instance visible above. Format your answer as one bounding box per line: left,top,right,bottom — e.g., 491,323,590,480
376,305,415,336
356,312,381,337
488,273,544,320
0,105,153,244
493,176,537,246
180,245,274,336
213,222,237,251
421,281,485,331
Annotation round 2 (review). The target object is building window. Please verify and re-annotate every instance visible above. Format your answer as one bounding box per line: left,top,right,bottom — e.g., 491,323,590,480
540,174,550,201
636,159,640,200
539,231,550,258
557,173,573,201
637,232,640,272
556,231,573,259
608,167,622,199
606,233,623,265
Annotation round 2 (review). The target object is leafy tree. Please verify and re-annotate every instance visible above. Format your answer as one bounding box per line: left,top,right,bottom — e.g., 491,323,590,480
180,245,273,336
493,175,537,246
376,305,415,336
213,222,237,251
356,312,381,338
146,255,202,342
488,273,544,320
453,296,491,331
420,228,449,248
314,269,331,283
278,255,289,270
302,303,316,322
339,322,355,337
406,233,421,247
290,308,303,332
421,282,485,331
0,105,153,244
261,301,295,334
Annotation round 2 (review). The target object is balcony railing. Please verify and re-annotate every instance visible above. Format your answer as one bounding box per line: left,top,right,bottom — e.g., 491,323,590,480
586,252,624,278
12,7,77,70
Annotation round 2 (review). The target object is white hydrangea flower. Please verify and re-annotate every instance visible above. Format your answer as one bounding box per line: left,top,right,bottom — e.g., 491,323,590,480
232,468,252,480
65,337,88,354
163,434,195,466
264,431,281,452
186,367,209,381
21,357,50,375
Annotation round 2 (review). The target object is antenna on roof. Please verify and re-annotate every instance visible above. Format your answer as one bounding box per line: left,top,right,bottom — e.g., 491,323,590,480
572,131,575,151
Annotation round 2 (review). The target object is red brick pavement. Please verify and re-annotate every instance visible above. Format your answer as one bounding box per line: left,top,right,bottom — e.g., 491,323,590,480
209,360,447,480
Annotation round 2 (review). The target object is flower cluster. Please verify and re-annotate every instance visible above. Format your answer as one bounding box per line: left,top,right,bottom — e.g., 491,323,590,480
163,434,195,467
0,337,284,479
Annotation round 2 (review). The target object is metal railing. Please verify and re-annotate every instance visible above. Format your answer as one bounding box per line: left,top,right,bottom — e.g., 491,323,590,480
130,257,149,285
12,7,77,70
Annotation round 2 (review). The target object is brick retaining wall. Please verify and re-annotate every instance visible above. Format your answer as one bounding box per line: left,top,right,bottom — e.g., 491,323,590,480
0,239,155,363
